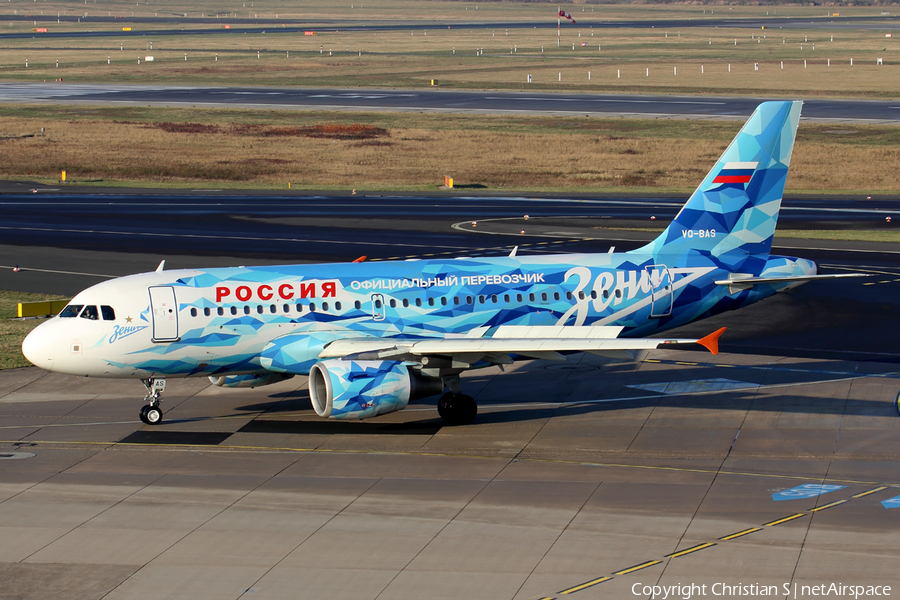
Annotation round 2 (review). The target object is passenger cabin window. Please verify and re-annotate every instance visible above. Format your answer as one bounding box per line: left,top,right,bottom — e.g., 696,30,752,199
441,297,448,306
322,302,329,312
204,307,211,317
389,299,396,308
191,308,198,317
244,306,251,315
402,299,409,308
427,298,434,307
354,301,361,310
541,293,548,302
100,306,116,321
217,307,224,316
80,306,99,320
59,304,83,318
335,302,342,312
231,306,238,315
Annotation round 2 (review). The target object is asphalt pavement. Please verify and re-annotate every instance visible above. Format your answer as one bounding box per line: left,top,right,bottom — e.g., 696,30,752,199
1,84,898,121
1,186,898,362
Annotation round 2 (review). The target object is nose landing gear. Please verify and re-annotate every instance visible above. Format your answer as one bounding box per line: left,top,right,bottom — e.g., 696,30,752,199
139,377,166,425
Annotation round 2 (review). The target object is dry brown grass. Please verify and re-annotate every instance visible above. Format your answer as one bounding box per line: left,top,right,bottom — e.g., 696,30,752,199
0,106,896,193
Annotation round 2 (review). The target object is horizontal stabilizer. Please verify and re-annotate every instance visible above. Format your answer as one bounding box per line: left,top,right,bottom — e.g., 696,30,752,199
715,273,868,294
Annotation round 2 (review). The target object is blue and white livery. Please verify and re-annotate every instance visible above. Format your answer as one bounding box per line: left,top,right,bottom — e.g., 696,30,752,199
21,101,860,425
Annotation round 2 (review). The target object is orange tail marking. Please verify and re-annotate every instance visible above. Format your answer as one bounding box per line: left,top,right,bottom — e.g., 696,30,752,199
697,327,727,355
352,256,367,263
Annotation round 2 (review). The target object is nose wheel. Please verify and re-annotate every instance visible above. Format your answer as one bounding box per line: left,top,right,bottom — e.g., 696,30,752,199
139,404,163,425
139,377,166,425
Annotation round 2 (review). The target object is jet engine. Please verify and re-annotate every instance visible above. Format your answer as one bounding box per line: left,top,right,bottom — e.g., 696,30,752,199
309,359,443,420
208,373,294,388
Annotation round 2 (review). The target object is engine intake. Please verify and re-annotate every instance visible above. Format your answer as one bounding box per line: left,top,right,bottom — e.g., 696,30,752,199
309,359,443,420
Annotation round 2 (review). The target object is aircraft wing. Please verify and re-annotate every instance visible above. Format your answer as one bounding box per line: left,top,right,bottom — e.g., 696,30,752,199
319,326,725,364
715,273,868,294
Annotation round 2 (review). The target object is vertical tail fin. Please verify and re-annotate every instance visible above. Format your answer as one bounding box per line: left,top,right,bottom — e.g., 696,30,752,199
641,101,803,261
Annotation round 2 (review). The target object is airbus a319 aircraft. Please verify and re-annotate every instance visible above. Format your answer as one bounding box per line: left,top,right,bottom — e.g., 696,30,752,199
22,101,856,426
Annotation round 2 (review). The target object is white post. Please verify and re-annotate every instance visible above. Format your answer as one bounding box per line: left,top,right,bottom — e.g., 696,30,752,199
588,71,591,80
617,69,620,78
559,72,561,81
108,56,110,64
781,61,783,69
850,58,853,66
728,64,731,72
646,68,649,76
701,65,704,74
828,58,830,66
674,66,676,75
804,59,807,68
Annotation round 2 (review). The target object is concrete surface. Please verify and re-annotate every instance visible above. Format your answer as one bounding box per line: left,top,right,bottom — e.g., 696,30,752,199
1,349,899,600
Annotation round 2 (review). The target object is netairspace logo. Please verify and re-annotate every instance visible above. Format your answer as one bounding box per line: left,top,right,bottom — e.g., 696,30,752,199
631,583,892,599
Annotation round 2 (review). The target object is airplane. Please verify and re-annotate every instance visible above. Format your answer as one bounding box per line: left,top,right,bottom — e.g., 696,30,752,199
21,100,862,426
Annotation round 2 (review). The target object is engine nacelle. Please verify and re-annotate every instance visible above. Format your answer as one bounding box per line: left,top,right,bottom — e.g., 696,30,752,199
209,373,293,388
309,359,443,420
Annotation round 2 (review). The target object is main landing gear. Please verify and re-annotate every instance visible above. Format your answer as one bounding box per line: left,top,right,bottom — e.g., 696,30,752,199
437,393,477,426
139,377,166,425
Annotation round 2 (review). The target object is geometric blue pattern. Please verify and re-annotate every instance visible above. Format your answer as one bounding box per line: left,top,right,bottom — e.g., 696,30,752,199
26,102,820,418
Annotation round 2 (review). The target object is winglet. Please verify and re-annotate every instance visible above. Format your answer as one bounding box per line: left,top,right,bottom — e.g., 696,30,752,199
352,256,367,263
155,260,165,272
697,327,726,355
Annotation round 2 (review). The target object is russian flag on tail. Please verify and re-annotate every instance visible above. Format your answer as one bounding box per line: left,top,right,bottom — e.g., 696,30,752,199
713,162,758,184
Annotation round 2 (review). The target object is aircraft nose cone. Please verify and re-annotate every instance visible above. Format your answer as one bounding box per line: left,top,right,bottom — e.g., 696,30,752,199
22,327,53,370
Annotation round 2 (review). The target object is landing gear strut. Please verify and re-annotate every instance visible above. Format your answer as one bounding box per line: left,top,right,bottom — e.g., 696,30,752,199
139,377,166,425
437,392,477,426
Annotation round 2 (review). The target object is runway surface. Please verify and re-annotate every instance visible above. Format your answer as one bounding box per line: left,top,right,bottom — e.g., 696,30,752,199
2,14,898,39
1,185,899,361
2,83,898,121
2,187,899,599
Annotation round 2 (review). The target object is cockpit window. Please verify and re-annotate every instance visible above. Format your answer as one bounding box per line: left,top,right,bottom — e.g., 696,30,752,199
80,306,99,320
58,304,83,318
100,306,116,321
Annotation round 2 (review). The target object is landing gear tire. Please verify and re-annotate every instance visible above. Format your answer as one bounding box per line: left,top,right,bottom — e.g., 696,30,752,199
139,404,163,425
437,392,477,425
